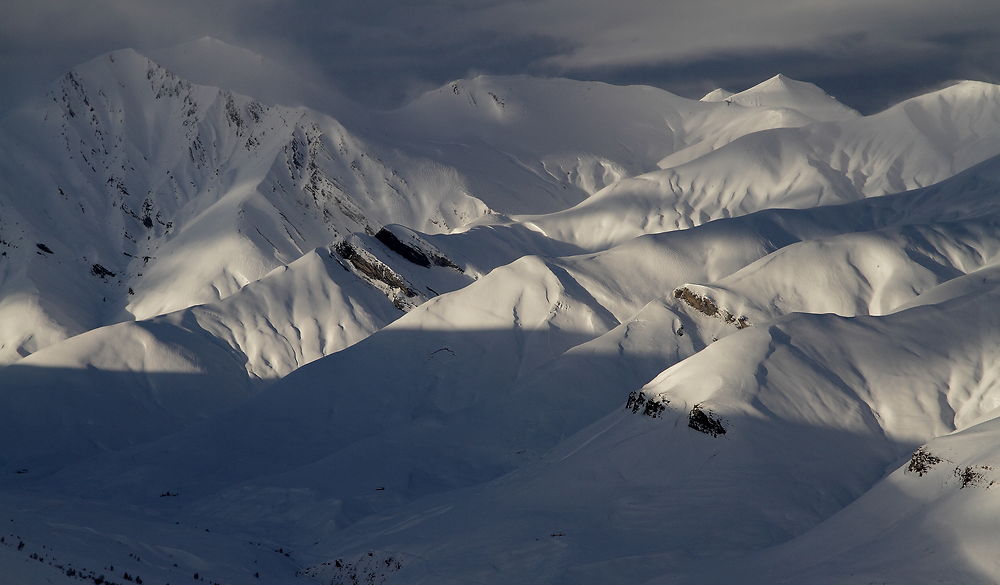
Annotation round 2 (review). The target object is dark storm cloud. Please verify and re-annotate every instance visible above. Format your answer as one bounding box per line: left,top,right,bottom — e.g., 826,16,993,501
477,0,1000,70
0,0,565,110
2,0,999,114
240,1,569,107
576,29,1000,113
0,0,265,110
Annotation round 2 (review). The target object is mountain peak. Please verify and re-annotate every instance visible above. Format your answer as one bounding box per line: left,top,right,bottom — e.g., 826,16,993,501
61,47,168,94
700,88,734,102
745,73,816,94
727,73,860,122
935,79,1000,97
73,47,154,72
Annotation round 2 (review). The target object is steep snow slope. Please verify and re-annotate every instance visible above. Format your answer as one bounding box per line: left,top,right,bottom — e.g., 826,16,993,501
386,76,688,214
12,149,1000,487
7,155,993,567
718,404,1000,585
0,176,875,476
6,42,1000,585
269,159,1000,583
0,48,488,364
700,87,734,102
656,75,857,169
8,278,999,585
0,53,859,368
145,224,475,380
0,54,851,367
0,225,477,467
22,253,618,501
675,218,1000,327
174,235,471,380
384,75,850,215
726,74,860,122
299,281,1000,585
64,159,1000,580
534,80,1000,249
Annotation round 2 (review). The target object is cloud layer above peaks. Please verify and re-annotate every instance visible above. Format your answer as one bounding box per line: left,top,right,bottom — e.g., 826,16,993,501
2,0,1000,113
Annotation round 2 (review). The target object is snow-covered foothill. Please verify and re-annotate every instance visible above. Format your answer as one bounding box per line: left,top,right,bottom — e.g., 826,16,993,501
4,38,1000,585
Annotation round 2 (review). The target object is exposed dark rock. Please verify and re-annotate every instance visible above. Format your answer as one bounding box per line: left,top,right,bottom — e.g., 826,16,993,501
375,228,461,271
954,465,993,489
626,390,667,418
688,404,726,437
391,296,414,311
36,243,54,254
91,264,116,279
906,447,942,476
334,241,416,297
673,287,750,329
643,399,666,418
674,287,719,317
626,390,646,414
375,228,430,267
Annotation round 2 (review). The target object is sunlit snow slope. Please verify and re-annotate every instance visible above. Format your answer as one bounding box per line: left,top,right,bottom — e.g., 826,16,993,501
3,39,1000,585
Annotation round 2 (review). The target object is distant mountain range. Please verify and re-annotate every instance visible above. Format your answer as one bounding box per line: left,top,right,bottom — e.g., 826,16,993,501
2,38,1000,585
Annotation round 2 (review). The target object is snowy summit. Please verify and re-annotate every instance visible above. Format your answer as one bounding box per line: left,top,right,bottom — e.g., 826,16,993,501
2,38,1000,585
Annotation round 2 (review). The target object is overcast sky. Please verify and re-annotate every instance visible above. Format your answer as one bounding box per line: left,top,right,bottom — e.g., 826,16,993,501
3,0,1000,114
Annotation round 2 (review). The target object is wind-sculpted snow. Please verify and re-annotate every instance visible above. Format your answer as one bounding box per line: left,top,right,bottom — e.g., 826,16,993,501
0,48,489,364
724,74,861,122
387,74,857,216
159,234,469,381
533,80,1000,250
33,254,619,506
295,284,1000,585
0,52,855,366
717,409,1000,585
0,227,480,469
5,161,997,583
676,218,1000,326
5,40,1000,585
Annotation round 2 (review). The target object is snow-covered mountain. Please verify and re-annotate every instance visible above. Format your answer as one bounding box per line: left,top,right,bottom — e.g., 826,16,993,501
725,73,860,122
2,39,1000,585
531,80,1000,249
0,47,489,365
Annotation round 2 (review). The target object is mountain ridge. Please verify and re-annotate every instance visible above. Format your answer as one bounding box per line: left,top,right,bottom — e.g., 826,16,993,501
3,40,1000,585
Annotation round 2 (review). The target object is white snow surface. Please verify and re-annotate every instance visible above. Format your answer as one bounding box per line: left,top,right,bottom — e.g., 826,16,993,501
726,74,861,122
3,41,1000,585
699,87,734,102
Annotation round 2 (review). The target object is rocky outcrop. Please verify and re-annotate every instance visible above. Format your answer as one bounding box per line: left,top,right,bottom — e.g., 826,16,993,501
673,287,750,329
